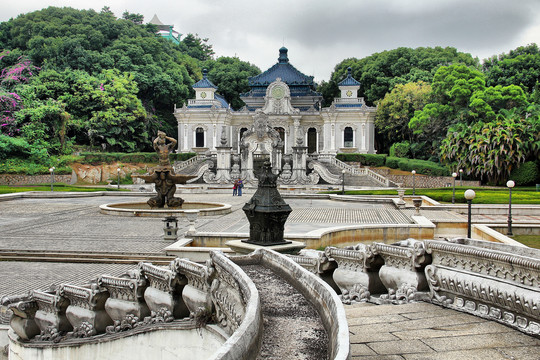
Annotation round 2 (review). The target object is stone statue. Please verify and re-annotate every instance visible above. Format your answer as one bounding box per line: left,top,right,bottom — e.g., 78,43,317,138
132,131,195,208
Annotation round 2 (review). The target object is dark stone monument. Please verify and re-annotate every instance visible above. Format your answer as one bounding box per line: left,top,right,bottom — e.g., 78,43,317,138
242,160,292,246
133,131,195,208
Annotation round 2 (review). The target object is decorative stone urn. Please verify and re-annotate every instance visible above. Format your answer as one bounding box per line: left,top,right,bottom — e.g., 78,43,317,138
242,160,292,246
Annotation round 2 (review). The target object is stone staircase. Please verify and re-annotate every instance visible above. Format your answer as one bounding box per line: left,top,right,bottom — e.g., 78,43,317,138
316,161,383,187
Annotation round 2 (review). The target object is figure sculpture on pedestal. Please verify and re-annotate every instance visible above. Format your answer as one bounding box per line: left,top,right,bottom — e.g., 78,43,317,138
132,131,195,208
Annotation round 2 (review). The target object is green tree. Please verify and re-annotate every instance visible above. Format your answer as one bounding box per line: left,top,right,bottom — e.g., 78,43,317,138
180,34,215,62
440,112,540,184
203,57,261,110
483,43,540,94
122,11,144,25
375,81,432,153
321,47,478,106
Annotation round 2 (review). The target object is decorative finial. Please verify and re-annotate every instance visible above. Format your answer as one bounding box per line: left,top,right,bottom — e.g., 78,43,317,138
347,67,352,77
202,69,208,78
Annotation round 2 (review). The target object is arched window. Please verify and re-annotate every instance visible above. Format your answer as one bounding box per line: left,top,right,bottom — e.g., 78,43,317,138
344,127,353,148
307,127,317,153
195,127,205,148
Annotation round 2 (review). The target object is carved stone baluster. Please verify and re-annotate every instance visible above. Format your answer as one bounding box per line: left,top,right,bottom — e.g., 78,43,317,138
98,270,149,332
139,261,189,321
32,290,72,341
373,239,431,303
326,244,385,304
174,258,212,316
2,295,40,340
60,282,112,337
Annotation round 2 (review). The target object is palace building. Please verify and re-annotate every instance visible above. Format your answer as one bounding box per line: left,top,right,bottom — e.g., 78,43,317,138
173,47,378,185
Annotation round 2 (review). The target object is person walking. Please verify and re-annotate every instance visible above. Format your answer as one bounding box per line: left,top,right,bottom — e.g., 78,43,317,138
233,179,238,196
237,178,243,196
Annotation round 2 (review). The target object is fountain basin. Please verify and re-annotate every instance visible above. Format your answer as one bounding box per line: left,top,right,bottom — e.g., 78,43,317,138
99,201,231,217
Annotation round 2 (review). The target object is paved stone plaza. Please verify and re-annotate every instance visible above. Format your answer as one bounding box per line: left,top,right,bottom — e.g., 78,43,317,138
1,191,539,358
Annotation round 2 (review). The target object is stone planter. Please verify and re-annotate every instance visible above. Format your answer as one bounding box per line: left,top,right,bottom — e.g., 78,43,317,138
174,258,212,315
98,270,149,323
325,244,385,303
139,262,189,319
32,290,73,339
60,283,112,337
373,239,431,303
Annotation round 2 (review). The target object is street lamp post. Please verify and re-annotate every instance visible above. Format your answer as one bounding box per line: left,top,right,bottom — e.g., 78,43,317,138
451,172,457,204
117,168,121,190
507,180,515,236
49,167,55,192
411,170,416,196
464,189,476,238
341,170,346,195
459,169,463,186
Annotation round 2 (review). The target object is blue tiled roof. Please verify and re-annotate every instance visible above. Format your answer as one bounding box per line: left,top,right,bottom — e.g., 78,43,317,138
215,94,230,108
248,48,316,87
338,67,361,87
193,69,218,89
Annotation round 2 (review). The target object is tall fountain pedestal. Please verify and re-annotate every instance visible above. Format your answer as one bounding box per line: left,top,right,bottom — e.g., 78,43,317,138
226,160,305,255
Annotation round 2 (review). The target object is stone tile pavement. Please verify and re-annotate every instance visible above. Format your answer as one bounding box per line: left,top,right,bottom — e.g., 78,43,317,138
1,192,539,357
346,302,540,359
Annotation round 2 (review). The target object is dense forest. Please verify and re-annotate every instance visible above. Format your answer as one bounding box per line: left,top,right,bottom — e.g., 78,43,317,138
1,6,539,184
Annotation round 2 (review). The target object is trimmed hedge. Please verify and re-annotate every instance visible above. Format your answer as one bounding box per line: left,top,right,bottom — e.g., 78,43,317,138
79,152,196,164
336,153,387,167
384,155,450,176
385,156,400,169
510,161,539,186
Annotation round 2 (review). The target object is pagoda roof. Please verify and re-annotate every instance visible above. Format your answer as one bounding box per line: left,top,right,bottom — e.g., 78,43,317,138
338,67,361,87
149,14,164,25
192,69,218,89
248,47,315,86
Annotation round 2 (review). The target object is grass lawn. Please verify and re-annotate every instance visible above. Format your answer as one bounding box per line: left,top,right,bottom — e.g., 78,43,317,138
324,186,540,205
0,184,128,194
511,235,540,249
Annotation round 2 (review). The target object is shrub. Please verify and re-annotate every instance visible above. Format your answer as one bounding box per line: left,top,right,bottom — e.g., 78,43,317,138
389,141,410,158
0,134,31,159
509,161,539,186
336,153,387,167
385,157,400,169
396,158,450,176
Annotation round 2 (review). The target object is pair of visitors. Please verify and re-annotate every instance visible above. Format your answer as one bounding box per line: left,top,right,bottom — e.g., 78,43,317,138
233,178,243,196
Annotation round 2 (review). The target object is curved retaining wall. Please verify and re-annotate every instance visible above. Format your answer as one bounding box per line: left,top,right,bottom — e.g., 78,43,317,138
208,251,262,360
3,252,262,360
232,248,351,360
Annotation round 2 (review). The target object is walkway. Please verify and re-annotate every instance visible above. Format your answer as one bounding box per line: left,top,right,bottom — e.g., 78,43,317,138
1,191,539,359
346,302,540,359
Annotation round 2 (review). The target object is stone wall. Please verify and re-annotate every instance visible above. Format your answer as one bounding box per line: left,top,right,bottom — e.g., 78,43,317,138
0,174,74,186
368,168,480,188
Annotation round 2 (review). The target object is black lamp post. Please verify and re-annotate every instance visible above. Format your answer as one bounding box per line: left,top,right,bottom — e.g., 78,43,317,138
117,168,121,190
49,167,55,192
464,189,475,238
341,170,346,195
507,180,515,236
459,169,463,186
411,170,416,196
451,172,457,204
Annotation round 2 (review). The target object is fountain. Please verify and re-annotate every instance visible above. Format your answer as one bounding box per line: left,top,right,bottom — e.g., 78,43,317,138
100,131,231,217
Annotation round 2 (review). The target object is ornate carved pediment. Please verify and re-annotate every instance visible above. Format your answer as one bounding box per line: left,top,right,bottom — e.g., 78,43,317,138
261,79,299,115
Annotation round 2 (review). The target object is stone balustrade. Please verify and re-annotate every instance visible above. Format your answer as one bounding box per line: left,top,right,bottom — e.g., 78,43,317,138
424,239,540,336
4,252,262,360
295,238,540,337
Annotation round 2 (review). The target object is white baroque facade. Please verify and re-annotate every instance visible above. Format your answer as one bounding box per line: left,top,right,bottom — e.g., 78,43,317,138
174,48,376,157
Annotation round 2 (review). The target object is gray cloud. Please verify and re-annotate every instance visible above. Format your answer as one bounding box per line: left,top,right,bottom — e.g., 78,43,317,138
1,0,539,81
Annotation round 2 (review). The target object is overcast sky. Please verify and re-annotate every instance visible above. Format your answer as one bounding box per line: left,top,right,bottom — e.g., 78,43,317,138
2,0,540,82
